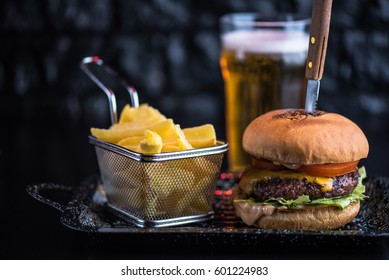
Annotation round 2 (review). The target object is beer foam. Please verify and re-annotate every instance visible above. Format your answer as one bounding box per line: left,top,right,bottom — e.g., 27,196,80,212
222,30,309,55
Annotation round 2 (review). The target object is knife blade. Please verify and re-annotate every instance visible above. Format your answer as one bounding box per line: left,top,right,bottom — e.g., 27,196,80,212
305,79,320,113
304,0,333,114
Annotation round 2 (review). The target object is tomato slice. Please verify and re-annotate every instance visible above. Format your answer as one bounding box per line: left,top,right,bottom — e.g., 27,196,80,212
297,160,359,177
251,157,359,177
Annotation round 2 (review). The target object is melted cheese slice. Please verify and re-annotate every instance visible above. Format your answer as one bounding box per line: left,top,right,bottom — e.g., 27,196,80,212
242,168,334,192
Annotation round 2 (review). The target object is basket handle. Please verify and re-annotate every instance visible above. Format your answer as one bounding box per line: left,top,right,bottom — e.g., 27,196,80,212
80,56,140,125
26,183,75,213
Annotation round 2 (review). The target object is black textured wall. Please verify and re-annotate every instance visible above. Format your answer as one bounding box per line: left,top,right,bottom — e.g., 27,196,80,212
1,0,389,188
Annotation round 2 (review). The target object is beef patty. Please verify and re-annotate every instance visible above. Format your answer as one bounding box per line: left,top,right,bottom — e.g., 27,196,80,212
249,169,359,201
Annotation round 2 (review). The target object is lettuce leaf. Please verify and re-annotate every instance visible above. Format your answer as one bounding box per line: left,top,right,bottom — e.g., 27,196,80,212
235,167,368,210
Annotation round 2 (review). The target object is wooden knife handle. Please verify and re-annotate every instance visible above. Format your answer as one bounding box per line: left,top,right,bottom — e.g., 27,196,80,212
305,0,333,80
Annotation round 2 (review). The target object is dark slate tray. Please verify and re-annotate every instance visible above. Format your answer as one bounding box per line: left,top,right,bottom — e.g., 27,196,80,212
26,174,389,242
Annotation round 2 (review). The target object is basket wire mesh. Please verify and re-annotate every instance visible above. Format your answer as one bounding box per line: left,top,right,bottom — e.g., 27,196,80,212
91,137,227,227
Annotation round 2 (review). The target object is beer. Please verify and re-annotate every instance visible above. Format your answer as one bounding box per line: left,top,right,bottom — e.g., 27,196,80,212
220,29,309,172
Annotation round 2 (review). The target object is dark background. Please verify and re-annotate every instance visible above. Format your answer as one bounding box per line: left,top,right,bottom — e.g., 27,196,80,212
1,0,389,260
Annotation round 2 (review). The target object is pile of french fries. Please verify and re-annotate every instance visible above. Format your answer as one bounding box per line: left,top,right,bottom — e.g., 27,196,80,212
91,103,217,154
91,103,221,219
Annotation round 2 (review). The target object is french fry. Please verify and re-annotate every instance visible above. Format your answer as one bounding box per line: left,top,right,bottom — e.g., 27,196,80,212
182,177,213,213
109,168,145,209
117,135,144,146
140,130,163,154
110,116,165,131
117,136,143,152
174,124,193,150
91,127,142,144
183,124,217,148
161,144,181,153
143,164,195,217
118,103,166,124
153,120,176,141
91,118,175,144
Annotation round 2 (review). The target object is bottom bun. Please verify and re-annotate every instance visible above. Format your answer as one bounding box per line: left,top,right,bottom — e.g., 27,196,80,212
234,201,360,231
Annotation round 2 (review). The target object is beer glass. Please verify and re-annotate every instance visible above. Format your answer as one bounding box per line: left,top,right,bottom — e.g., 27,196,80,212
219,13,310,172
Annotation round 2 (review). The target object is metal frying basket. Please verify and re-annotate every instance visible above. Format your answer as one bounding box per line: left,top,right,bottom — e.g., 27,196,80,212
81,56,228,227
90,137,227,227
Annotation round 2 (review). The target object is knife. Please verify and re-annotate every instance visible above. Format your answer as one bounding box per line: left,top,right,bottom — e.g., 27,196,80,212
304,0,333,114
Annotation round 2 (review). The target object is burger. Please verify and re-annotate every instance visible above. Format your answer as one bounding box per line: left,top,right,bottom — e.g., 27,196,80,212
233,109,369,231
